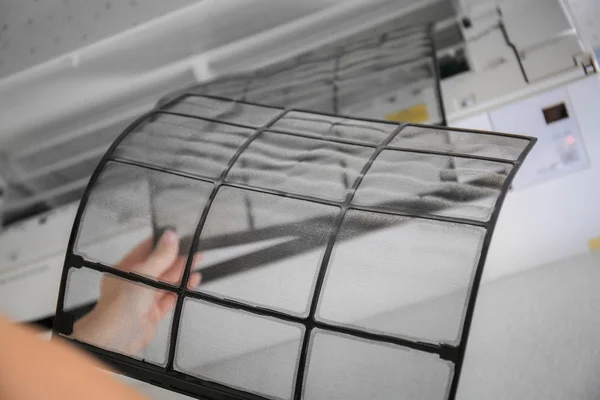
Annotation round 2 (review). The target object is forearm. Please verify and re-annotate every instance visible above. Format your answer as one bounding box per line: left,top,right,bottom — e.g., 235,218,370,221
0,314,148,400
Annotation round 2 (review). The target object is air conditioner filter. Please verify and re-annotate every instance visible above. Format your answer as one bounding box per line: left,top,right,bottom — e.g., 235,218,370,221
54,95,535,400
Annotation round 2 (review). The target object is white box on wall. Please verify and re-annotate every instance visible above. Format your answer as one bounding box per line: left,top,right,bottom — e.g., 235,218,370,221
488,86,589,189
450,75,600,279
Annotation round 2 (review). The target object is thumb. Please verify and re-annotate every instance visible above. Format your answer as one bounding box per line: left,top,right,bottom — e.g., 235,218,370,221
135,231,179,278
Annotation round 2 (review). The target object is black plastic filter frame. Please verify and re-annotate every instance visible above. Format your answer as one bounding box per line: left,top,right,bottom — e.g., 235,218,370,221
53,90,536,400
45,13,538,400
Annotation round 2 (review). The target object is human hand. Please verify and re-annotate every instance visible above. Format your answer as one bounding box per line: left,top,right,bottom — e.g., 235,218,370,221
72,231,201,356
0,314,150,400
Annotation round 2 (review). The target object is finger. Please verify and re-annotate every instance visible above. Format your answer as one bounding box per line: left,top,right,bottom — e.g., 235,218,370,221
159,256,186,285
116,238,153,272
154,293,177,322
187,272,202,289
132,231,179,277
159,252,204,285
190,253,203,270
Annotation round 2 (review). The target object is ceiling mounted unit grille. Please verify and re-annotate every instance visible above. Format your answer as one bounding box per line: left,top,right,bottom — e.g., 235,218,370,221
188,22,443,121
1,15,444,226
53,92,535,400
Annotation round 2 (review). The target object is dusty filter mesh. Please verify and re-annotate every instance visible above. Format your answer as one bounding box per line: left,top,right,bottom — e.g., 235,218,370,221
54,95,535,400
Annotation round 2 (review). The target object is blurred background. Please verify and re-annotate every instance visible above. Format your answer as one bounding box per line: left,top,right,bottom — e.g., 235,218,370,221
0,0,599,399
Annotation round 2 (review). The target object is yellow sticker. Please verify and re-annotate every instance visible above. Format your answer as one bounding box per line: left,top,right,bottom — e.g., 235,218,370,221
385,103,429,123
589,236,600,251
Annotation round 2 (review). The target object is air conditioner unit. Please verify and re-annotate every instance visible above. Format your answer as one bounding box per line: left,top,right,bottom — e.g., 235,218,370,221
0,0,597,399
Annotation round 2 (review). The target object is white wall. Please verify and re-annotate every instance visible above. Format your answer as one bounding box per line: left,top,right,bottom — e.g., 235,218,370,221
458,251,600,400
